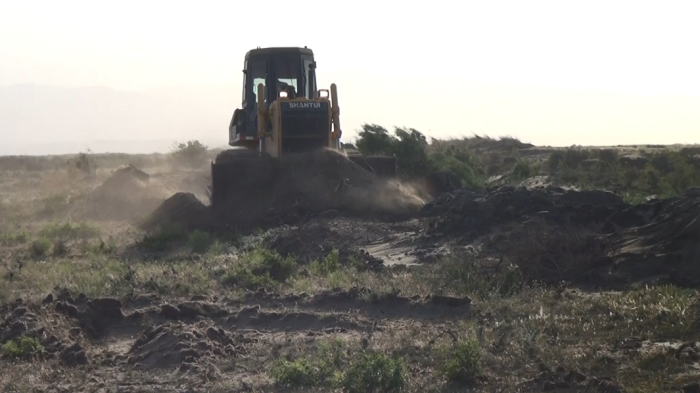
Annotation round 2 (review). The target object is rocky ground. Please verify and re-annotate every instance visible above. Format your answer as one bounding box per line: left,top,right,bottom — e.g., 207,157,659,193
1,146,700,392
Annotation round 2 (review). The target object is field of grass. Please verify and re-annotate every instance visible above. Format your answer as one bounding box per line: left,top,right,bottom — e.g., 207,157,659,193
1,138,699,392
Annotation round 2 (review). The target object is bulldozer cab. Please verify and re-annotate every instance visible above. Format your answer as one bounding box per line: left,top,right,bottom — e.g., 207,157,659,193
209,46,396,208
229,47,323,152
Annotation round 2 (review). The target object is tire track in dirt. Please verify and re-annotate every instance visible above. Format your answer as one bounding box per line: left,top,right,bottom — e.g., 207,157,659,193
227,288,472,321
1,288,471,391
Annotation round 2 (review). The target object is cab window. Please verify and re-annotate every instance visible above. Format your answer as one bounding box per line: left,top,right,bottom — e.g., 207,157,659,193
273,55,300,98
248,59,266,103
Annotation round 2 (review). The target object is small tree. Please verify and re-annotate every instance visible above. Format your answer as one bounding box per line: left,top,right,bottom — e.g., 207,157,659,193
170,140,208,168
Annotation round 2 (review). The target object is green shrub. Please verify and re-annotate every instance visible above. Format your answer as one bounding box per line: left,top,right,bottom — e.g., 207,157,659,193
427,152,483,189
309,249,342,275
546,149,590,172
665,152,699,194
39,193,69,216
170,140,208,168
269,338,347,388
223,247,297,289
187,230,214,254
437,338,481,384
597,148,619,164
138,223,188,251
341,351,407,393
270,357,336,388
511,159,534,181
2,336,43,358
355,124,395,155
52,239,68,257
30,238,52,258
206,239,229,256
84,236,118,255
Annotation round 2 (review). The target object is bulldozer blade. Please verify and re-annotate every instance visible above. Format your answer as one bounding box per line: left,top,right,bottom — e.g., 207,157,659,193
207,150,277,209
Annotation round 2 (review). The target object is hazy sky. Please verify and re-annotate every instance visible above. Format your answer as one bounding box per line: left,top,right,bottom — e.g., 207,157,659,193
1,0,699,153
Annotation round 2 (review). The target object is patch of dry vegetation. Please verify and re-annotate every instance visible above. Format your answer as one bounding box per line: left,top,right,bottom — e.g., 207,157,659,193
2,140,700,392
2,223,697,391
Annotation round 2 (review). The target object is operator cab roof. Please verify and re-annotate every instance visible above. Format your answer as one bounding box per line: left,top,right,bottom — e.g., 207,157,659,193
245,47,314,59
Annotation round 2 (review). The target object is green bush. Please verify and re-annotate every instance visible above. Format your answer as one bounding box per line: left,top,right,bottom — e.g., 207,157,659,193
52,239,68,257
270,357,336,388
355,124,395,155
84,236,118,255
170,140,208,168
341,351,407,393
30,238,52,258
309,249,342,275
2,336,43,358
427,152,483,189
268,340,406,392
187,230,214,254
138,223,188,251
437,338,481,384
546,148,590,173
354,124,484,188
269,338,347,388
206,239,229,256
544,148,700,198
664,152,699,194
511,159,535,181
223,247,298,289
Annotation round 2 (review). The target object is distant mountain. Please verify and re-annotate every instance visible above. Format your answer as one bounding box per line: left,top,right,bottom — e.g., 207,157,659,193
0,84,236,155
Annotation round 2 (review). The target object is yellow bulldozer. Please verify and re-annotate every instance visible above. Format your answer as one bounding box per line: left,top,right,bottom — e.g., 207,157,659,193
206,46,397,208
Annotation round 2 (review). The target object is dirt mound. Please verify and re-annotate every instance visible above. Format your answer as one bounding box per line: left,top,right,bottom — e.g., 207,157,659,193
237,287,472,320
141,192,213,230
147,148,425,230
613,188,700,256
429,185,700,289
609,188,700,286
70,164,171,221
0,292,130,366
0,301,43,345
127,322,242,372
422,185,628,240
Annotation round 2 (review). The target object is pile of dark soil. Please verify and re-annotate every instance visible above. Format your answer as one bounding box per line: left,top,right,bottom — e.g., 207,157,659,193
141,192,213,230
426,185,700,288
422,185,630,239
610,187,700,286
70,164,171,221
0,290,135,366
127,322,241,374
145,149,425,231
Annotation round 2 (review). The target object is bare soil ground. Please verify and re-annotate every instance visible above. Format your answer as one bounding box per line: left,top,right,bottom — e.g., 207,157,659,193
1,144,700,392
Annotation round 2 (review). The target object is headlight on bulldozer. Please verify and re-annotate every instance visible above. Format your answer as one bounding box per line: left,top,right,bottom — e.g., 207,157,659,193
279,91,288,98
318,89,329,98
